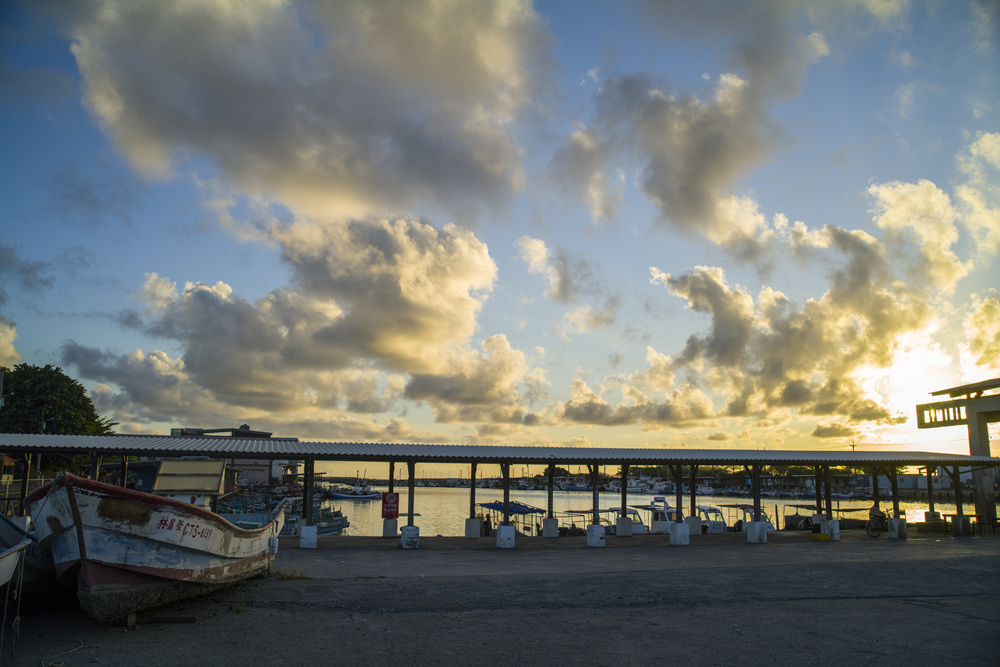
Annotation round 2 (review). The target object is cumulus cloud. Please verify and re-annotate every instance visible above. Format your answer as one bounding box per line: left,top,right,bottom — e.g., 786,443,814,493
517,236,605,303
0,244,54,365
546,125,622,222
587,73,777,246
59,215,557,439
811,422,855,438
404,334,542,425
955,131,1000,255
641,228,933,429
637,0,832,99
557,377,713,429
651,266,755,368
964,294,1000,370
561,301,618,336
867,179,972,292
275,217,497,374
52,0,553,220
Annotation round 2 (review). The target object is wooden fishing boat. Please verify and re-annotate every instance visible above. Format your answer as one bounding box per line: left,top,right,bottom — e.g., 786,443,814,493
0,538,31,589
25,472,284,621
0,514,56,595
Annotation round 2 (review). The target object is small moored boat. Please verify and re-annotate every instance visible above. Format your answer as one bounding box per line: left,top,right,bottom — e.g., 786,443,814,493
326,484,381,500
25,472,284,621
0,537,31,589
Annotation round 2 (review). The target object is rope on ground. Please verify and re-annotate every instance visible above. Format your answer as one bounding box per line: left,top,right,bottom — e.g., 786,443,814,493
39,639,87,667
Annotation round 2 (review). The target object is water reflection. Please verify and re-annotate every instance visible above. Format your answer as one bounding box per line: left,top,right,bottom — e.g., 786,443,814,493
321,486,979,537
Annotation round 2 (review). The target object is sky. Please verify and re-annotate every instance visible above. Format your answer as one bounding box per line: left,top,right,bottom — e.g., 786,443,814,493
1,0,998,476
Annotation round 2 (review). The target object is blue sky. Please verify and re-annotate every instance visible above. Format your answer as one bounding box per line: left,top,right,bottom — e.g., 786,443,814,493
1,0,998,473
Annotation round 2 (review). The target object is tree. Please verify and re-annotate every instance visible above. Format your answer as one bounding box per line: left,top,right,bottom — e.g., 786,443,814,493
0,363,116,435
1,363,117,474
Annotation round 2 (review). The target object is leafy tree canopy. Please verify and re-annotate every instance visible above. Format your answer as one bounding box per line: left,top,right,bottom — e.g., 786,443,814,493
0,363,116,436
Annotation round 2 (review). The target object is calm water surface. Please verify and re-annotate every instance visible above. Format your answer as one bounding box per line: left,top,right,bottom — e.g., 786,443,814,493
318,486,978,537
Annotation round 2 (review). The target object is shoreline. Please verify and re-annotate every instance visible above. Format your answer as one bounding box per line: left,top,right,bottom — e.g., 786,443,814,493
7,530,999,666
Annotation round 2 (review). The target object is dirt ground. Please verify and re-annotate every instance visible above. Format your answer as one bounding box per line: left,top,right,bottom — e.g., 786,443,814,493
6,529,999,666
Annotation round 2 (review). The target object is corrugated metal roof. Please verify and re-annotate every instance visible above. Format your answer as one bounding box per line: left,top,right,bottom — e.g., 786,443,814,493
930,377,1000,397
0,433,996,467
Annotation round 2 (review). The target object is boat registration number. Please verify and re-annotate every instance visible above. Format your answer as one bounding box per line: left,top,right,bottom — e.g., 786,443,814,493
155,517,214,540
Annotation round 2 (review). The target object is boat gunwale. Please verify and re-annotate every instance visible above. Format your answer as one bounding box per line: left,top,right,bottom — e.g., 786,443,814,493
26,472,285,539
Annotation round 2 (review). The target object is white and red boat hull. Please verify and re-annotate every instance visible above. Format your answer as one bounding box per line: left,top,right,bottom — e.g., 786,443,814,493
26,472,284,620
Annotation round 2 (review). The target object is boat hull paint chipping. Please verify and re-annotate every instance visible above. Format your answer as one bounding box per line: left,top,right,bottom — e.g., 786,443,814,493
25,473,284,621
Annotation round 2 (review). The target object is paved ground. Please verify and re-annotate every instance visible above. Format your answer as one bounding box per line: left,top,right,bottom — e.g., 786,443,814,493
7,529,999,666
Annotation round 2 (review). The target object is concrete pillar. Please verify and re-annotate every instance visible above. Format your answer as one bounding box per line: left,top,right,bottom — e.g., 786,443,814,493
746,521,768,544
542,516,559,538
888,518,907,539
406,461,416,527
465,517,481,538
546,464,555,520
616,516,633,537
382,518,398,537
951,516,972,538
299,524,318,549
684,515,702,537
468,462,477,521
586,524,605,547
822,518,840,541
968,410,997,527
496,524,516,548
669,522,690,545
400,525,420,548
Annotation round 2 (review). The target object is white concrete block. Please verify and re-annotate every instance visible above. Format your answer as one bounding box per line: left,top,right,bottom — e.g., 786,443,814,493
685,516,702,536
924,510,941,523
299,524,318,549
586,524,606,547
812,513,825,526
889,518,907,539
496,524,516,548
616,516,633,537
746,521,768,544
382,518,398,538
951,516,971,538
400,525,420,549
650,520,672,534
669,522,690,545
465,517,481,539
542,517,560,538
827,520,840,541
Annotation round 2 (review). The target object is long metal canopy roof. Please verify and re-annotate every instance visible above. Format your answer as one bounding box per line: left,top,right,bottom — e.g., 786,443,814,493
2,433,997,468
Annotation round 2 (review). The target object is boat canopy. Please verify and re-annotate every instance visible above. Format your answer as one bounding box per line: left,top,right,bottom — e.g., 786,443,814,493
478,501,545,515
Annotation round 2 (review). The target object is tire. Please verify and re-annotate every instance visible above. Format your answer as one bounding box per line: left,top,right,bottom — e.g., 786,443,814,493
865,519,881,538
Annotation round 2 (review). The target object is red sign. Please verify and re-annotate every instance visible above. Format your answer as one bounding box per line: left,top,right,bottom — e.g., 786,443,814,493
381,492,399,519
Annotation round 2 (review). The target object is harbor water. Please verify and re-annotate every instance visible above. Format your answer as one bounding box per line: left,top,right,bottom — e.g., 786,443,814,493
319,486,978,537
